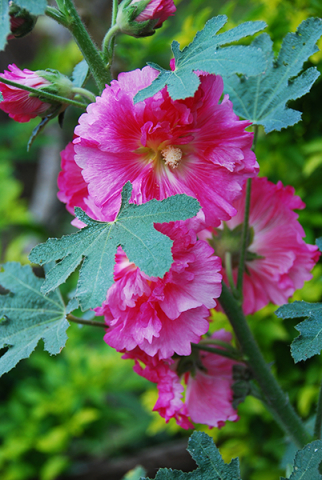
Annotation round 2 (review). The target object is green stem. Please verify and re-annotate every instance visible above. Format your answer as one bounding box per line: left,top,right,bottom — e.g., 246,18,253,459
314,379,322,439
236,125,259,296
102,24,120,62
45,6,69,27
219,282,311,448
236,177,252,295
48,0,111,92
191,343,243,361
198,338,239,353
71,86,96,102
67,314,107,329
225,251,239,298
0,77,86,109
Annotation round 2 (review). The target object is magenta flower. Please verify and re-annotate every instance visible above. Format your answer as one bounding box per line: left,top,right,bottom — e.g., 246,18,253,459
132,0,176,28
96,220,222,360
199,177,321,315
0,64,52,122
73,66,258,227
123,330,239,429
116,0,176,37
57,141,102,228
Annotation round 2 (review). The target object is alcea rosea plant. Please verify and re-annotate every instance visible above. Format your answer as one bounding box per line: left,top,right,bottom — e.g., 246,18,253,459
0,0,322,478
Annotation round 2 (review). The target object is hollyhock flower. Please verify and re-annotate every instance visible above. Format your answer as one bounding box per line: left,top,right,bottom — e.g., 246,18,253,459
73,66,258,227
116,0,176,37
96,220,222,360
57,141,102,228
123,330,238,429
199,177,321,315
8,3,37,39
0,65,74,123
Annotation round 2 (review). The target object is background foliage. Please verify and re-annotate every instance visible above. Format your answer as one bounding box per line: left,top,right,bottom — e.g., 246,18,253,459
0,0,322,479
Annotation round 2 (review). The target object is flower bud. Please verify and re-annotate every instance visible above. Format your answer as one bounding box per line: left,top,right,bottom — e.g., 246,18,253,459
116,0,176,38
0,65,74,123
8,3,37,39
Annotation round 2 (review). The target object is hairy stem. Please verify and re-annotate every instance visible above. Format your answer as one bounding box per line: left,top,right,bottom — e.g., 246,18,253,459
219,282,311,448
45,6,69,27
0,77,86,109
71,86,96,102
67,314,107,328
49,0,111,92
102,24,120,62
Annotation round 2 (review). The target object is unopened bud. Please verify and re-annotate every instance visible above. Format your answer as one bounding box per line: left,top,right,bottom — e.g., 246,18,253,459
116,0,176,38
8,2,37,39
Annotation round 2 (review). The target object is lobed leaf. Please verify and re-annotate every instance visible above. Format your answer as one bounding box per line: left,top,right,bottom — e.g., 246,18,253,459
134,15,267,103
280,440,322,480
0,262,68,376
29,183,200,311
143,431,241,479
223,18,322,132
13,0,48,15
0,0,10,52
276,301,322,363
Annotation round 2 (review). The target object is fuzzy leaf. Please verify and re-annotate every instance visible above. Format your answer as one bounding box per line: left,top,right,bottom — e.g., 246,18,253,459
12,0,47,15
143,431,241,480
223,18,322,132
0,262,68,376
280,441,322,480
0,0,10,51
134,16,267,103
29,183,200,311
72,59,89,88
276,301,322,362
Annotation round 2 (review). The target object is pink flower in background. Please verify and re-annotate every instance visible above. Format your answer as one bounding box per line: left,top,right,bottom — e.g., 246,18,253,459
199,177,321,315
132,0,176,28
0,64,51,122
73,66,258,227
116,0,176,37
96,220,222,360
124,330,238,429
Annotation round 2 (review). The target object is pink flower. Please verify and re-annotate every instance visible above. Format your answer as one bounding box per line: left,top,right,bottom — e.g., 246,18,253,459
199,177,321,315
123,330,239,429
73,66,258,227
116,0,176,37
57,141,102,228
0,64,52,122
96,220,222,360
132,0,176,28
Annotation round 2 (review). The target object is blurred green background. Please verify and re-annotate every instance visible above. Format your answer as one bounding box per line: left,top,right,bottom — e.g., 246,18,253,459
0,0,322,479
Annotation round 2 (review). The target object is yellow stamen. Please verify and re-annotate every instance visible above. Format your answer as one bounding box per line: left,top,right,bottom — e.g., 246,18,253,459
161,145,182,169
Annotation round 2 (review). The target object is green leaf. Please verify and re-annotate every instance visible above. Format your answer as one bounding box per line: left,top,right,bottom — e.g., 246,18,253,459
12,0,47,15
223,18,322,133
29,183,200,311
72,59,89,88
143,431,241,479
0,0,10,51
280,440,322,480
276,301,322,363
0,262,68,377
122,466,147,480
316,237,322,252
134,15,267,103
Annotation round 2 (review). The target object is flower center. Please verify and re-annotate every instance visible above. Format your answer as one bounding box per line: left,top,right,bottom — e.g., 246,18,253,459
161,145,182,169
